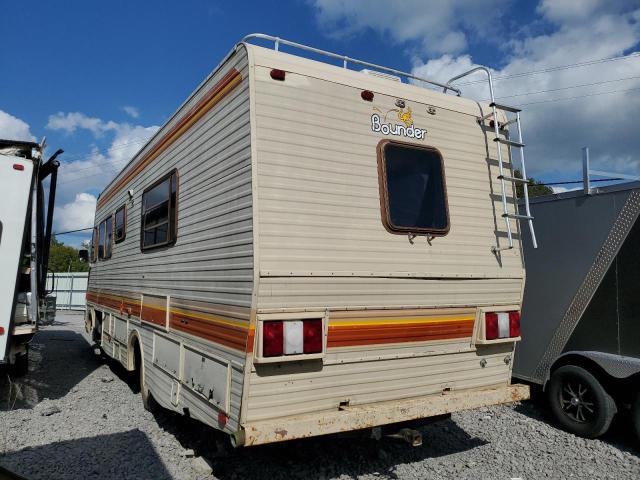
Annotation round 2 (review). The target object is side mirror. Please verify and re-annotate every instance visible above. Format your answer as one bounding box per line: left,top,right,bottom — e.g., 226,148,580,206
79,249,89,262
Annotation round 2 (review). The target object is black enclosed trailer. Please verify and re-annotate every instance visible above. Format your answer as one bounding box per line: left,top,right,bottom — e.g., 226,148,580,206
514,181,640,438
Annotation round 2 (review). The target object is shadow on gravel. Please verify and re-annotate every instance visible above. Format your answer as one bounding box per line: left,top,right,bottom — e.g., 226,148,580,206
0,429,171,480
0,320,101,410
514,397,640,457
150,408,487,480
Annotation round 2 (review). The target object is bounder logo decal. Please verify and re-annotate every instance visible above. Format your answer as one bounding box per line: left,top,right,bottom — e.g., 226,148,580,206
371,105,427,140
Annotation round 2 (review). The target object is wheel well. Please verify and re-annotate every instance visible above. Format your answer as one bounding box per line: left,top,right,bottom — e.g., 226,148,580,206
549,354,637,404
128,333,142,372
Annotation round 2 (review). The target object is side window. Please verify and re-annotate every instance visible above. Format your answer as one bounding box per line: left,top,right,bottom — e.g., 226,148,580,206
98,221,106,259
114,205,126,243
105,215,113,259
91,227,98,262
141,170,178,250
377,140,449,235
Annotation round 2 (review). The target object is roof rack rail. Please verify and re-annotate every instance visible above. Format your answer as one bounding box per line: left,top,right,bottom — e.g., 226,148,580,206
241,33,461,96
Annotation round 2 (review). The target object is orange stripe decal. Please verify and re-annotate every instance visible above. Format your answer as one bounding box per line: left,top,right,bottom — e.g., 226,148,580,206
97,68,243,209
327,319,474,347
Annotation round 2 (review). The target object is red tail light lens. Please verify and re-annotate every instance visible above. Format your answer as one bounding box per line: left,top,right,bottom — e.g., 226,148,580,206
509,311,521,337
303,319,323,354
13,164,24,171
485,312,499,340
263,321,283,357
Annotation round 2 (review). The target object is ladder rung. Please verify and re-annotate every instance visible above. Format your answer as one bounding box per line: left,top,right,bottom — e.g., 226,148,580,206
491,245,514,253
478,112,494,122
502,213,534,221
501,118,518,128
494,138,525,148
498,175,529,184
490,102,521,113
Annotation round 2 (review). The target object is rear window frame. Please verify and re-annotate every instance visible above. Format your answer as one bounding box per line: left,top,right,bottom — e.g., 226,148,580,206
376,139,450,237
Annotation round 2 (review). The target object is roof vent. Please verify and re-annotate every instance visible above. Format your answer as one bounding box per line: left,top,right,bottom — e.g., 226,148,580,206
360,69,402,82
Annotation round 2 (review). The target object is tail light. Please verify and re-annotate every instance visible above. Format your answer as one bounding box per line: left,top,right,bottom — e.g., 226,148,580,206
13,164,24,171
262,319,323,358
263,320,283,357
303,319,323,353
509,311,521,337
485,311,520,340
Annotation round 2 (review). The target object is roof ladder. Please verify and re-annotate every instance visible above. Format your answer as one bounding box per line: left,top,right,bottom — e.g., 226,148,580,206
443,68,538,253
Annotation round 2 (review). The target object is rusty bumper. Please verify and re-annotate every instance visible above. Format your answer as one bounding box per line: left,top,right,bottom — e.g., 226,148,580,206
241,383,529,446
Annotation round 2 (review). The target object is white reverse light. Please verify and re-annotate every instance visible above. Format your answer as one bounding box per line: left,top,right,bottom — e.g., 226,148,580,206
284,320,304,355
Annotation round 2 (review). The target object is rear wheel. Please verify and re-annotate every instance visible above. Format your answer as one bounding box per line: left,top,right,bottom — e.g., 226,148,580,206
547,365,615,438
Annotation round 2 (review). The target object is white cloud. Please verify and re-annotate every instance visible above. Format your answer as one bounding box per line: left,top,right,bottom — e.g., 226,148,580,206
49,113,159,234
409,1,640,179
0,110,36,142
56,120,159,192
311,0,505,55
46,111,120,136
54,193,97,232
122,105,139,119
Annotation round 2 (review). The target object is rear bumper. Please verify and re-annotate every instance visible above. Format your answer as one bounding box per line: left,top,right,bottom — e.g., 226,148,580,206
241,383,529,446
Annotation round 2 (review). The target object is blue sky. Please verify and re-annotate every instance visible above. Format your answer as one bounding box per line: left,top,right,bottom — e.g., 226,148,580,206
2,0,639,246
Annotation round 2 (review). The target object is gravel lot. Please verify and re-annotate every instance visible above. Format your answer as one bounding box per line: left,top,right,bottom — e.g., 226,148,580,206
1,312,638,479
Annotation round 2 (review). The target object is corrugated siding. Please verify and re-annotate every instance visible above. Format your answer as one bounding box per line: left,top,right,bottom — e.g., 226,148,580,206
87,45,252,431
251,47,524,313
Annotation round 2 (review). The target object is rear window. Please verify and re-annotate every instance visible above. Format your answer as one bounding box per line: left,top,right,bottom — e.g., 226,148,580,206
377,141,449,235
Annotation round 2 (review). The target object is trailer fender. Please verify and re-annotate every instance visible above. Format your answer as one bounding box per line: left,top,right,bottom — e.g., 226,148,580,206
549,351,640,386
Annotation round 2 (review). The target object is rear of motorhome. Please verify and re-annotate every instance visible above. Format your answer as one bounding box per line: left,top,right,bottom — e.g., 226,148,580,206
85,34,533,446
0,139,61,373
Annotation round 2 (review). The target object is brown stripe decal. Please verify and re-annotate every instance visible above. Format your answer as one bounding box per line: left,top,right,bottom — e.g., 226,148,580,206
97,68,243,209
327,320,474,348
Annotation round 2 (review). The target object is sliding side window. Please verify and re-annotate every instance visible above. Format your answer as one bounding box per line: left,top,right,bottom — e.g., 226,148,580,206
114,205,126,243
141,170,178,250
377,140,449,235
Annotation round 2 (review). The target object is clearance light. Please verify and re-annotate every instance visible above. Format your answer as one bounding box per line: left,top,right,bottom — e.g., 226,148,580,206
485,311,520,340
0,326,5,336
270,69,286,81
263,319,323,357
13,164,24,171
361,90,374,101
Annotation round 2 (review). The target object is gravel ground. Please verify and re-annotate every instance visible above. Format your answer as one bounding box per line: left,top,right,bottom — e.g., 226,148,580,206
1,312,638,480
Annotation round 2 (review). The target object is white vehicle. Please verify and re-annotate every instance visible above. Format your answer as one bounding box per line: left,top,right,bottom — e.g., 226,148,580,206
0,139,62,373
86,34,536,446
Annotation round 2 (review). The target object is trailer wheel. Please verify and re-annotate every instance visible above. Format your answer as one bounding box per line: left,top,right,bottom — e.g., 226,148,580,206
547,365,615,438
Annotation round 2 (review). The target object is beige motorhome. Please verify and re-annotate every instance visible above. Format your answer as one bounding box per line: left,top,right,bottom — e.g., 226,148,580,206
85,34,535,447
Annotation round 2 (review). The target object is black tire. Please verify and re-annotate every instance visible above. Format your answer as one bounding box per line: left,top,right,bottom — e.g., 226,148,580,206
547,365,616,438
10,351,29,377
631,392,640,442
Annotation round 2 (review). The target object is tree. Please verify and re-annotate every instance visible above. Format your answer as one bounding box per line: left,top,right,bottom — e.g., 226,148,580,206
48,237,90,272
514,169,553,198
